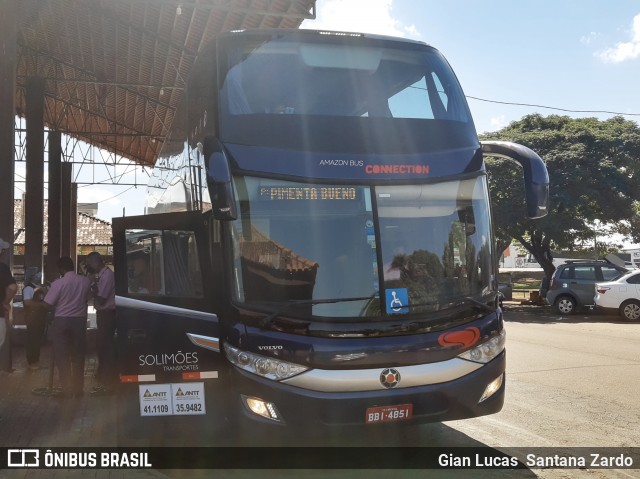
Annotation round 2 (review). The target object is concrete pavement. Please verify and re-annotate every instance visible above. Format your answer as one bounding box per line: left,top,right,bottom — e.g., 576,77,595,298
0,335,164,479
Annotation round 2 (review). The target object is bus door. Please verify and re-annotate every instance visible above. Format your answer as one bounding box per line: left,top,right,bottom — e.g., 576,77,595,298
112,211,229,444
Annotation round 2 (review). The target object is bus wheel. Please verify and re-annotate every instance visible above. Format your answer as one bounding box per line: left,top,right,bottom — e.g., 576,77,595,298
554,296,576,315
620,300,640,321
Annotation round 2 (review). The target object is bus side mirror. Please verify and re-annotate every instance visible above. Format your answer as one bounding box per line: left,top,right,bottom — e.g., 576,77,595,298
481,141,549,219
206,148,237,221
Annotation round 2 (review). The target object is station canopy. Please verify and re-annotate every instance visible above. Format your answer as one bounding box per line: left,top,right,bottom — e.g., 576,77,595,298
14,0,316,166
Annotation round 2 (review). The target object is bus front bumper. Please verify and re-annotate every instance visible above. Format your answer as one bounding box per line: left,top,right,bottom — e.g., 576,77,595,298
231,351,506,429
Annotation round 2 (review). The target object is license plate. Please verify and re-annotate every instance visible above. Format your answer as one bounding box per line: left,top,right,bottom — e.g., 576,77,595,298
365,404,413,424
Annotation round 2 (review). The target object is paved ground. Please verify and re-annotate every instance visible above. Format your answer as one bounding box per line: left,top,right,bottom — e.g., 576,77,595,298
0,334,163,479
1,304,638,479
451,303,640,479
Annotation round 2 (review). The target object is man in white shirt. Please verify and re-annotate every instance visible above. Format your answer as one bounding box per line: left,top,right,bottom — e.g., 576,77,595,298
44,257,92,398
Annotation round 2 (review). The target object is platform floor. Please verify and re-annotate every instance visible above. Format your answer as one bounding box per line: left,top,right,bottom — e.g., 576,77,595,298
0,339,164,479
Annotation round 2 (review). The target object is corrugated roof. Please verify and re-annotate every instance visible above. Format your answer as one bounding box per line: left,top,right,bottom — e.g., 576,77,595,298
14,0,316,166
14,199,112,246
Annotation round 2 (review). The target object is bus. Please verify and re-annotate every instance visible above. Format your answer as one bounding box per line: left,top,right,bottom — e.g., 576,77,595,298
112,29,549,444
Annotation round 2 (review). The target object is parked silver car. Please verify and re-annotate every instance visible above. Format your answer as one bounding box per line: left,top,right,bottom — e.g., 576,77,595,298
546,260,627,314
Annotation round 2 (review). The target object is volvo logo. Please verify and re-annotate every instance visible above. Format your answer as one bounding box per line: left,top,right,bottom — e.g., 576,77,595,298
380,368,401,389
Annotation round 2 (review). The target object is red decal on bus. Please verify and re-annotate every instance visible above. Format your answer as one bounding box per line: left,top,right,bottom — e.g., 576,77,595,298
365,164,430,175
438,327,481,348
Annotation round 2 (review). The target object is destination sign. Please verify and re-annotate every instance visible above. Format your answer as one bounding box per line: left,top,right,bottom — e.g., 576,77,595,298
259,186,357,201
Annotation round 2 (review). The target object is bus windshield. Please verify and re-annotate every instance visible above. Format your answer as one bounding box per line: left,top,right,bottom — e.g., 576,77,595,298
230,175,493,319
217,31,476,152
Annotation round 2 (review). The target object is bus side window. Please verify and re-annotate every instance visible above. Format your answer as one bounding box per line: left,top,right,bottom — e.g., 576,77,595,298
125,229,203,298
162,231,204,298
163,230,204,297
129,252,153,294
125,229,164,295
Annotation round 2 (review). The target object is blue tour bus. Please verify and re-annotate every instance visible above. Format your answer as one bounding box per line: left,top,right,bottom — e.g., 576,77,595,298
112,29,548,444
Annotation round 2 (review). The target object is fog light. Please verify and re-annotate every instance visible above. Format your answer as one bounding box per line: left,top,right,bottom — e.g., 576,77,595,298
242,395,281,422
479,373,504,403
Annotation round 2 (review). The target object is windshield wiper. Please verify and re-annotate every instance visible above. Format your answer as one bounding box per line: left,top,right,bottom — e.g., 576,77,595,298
259,294,378,328
458,296,495,313
388,296,495,314
258,294,494,328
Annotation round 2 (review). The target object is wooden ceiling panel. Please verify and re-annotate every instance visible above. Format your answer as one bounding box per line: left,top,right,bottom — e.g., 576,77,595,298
14,0,316,166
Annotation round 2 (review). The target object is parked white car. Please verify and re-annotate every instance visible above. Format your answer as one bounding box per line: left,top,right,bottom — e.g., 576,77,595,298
594,271,640,321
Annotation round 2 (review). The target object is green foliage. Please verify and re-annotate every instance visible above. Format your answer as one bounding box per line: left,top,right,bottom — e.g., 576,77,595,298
483,114,640,277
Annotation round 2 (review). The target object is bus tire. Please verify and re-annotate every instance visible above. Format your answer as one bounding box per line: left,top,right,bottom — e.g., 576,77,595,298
554,295,576,315
620,300,640,321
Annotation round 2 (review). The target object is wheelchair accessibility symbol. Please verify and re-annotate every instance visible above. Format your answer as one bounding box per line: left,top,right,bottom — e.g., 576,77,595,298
385,288,409,314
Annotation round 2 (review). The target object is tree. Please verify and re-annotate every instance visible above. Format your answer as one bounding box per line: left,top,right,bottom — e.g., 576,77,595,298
483,114,640,278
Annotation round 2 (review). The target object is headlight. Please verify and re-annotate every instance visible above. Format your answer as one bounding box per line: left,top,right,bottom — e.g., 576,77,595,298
224,343,308,380
458,329,506,364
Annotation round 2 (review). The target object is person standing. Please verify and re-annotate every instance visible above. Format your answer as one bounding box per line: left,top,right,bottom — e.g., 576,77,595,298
22,267,40,301
23,267,48,371
44,257,92,398
0,260,17,373
85,252,116,396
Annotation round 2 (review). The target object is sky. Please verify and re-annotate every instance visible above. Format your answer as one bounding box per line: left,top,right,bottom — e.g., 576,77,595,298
22,1,640,228
302,0,640,133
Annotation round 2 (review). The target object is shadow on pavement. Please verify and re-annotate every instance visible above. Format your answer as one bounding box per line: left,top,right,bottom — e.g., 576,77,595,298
1,335,539,479
154,422,539,478
502,303,636,325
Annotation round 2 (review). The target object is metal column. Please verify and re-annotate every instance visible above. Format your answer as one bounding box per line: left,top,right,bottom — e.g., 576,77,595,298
24,77,45,276
60,163,78,267
0,1,17,267
47,131,62,281
70,183,77,268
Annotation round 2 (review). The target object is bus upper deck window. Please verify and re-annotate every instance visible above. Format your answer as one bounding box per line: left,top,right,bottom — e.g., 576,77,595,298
221,64,252,115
